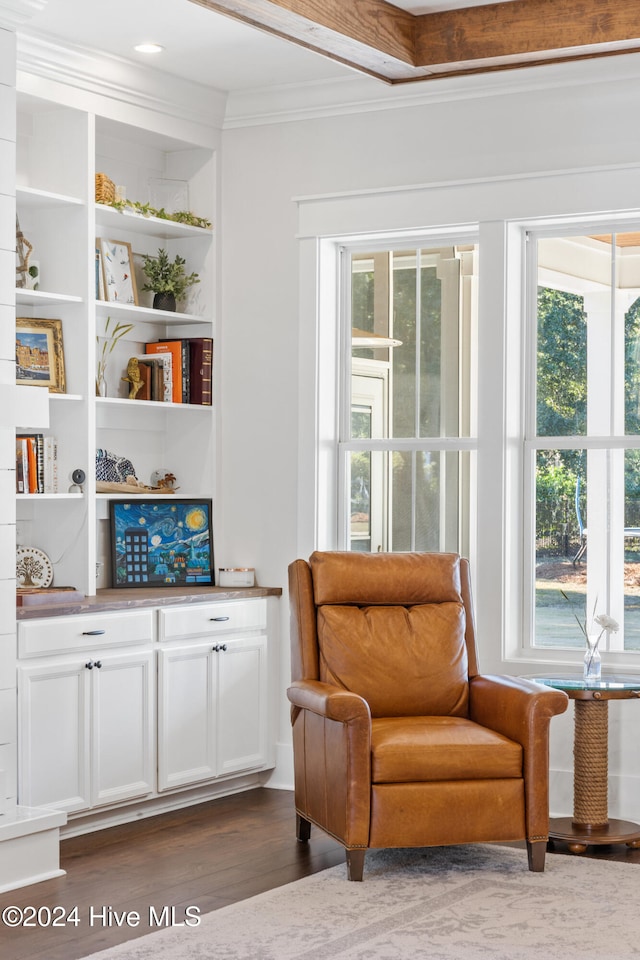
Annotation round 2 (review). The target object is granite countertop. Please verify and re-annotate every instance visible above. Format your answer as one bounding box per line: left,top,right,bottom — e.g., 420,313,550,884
16,585,282,620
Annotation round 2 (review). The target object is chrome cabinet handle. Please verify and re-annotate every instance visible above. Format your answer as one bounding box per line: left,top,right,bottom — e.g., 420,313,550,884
210,616,230,622
212,643,228,652
86,660,94,669
82,629,106,636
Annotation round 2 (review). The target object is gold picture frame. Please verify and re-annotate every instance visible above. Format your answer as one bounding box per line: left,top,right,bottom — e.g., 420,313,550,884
98,237,138,305
16,318,66,393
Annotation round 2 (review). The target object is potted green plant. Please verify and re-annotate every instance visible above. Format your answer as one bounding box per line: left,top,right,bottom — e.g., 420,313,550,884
141,247,200,312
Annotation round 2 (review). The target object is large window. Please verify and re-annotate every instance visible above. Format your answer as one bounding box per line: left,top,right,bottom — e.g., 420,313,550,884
339,242,478,553
528,231,640,653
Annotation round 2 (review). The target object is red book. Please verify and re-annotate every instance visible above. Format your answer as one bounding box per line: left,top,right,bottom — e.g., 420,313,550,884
26,437,38,493
145,341,182,403
188,338,213,405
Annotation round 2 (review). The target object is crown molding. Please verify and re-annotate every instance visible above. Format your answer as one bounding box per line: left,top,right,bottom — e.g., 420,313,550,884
15,31,227,140
0,0,46,30
224,49,640,128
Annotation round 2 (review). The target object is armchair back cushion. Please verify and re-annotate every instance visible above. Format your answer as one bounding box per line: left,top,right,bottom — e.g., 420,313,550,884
318,604,468,717
311,550,469,718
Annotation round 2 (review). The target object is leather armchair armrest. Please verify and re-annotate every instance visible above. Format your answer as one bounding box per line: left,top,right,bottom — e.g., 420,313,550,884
287,679,371,848
470,674,568,843
287,679,371,724
469,674,568,746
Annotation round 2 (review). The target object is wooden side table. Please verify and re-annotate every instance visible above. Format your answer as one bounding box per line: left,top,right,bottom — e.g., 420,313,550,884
532,675,640,853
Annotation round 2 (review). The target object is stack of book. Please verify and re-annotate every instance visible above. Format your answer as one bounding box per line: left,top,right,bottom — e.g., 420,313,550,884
16,434,58,494
138,337,213,405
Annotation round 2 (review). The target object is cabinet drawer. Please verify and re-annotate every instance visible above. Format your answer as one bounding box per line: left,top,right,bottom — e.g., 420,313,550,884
158,599,266,641
18,610,154,659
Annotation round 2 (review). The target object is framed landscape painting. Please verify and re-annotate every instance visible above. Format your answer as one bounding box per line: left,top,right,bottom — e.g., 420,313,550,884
16,318,66,393
110,499,214,587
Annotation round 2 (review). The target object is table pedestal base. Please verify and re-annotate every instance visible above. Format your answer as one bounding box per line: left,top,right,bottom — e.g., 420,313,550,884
549,816,640,853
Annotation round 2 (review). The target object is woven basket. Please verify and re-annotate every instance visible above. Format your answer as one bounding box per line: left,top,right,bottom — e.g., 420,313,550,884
95,172,115,204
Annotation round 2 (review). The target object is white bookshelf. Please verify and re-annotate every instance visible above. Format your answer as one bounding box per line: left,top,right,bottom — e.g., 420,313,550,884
15,94,216,596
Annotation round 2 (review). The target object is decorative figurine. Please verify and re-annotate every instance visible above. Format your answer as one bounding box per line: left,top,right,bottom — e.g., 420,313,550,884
122,356,144,399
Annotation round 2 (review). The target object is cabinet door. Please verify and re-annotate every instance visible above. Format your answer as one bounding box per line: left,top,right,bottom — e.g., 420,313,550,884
157,641,216,792
217,636,268,777
18,660,91,812
91,650,155,807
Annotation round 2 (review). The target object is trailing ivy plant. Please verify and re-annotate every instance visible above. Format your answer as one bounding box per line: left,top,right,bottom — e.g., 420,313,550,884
104,197,211,230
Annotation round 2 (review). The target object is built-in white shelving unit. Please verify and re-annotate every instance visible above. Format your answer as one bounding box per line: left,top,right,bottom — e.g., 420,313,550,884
15,93,216,595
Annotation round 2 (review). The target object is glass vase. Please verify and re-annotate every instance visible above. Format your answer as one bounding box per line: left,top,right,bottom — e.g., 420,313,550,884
583,636,602,682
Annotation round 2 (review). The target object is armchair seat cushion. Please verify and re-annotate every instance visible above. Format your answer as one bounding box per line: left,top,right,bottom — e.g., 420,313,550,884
371,716,523,783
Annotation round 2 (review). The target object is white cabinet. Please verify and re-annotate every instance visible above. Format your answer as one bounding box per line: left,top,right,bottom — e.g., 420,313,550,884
157,600,269,792
17,610,155,813
15,93,217,596
17,595,278,828
18,647,154,813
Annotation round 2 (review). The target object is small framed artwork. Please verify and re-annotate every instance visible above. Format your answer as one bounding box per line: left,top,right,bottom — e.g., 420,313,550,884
110,498,214,588
98,237,138,305
16,318,66,393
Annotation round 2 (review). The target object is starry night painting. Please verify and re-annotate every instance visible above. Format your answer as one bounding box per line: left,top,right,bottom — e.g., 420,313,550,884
110,499,214,587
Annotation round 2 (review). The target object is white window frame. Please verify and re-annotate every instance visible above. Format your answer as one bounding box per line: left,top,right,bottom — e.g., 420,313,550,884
521,219,640,662
335,234,479,555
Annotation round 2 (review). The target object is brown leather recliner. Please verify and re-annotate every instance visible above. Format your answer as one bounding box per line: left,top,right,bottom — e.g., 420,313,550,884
287,551,568,881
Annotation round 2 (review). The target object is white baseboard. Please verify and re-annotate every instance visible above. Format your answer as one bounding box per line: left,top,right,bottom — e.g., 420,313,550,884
60,773,267,838
262,741,293,791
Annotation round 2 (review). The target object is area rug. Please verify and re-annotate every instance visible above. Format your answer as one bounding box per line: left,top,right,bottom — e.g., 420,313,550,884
85,844,640,960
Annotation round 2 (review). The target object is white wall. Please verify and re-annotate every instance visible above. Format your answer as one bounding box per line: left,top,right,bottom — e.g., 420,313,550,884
220,54,640,813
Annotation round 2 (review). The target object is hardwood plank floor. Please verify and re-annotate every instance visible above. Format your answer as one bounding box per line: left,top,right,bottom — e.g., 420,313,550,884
1,787,638,960
0,789,343,960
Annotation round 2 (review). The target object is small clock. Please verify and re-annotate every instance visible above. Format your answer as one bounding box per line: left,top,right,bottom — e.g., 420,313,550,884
16,546,54,589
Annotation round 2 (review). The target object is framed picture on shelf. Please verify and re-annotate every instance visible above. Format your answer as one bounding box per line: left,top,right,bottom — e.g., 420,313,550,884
16,318,66,393
109,498,214,588
98,237,138,305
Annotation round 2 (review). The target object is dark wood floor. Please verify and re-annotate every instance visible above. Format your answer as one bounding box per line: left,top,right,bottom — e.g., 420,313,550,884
1,788,639,960
0,789,344,960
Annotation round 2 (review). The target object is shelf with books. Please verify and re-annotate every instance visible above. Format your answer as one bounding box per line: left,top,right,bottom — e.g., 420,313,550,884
17,493,83,501
95,397,213,410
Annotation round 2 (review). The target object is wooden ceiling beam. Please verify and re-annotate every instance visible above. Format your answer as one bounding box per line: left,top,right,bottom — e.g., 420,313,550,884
188,0,640,83
188,0,419,80
414,0,640,71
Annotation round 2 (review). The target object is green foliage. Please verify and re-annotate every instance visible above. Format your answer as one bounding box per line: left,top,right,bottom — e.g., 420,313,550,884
536,287,587,437
141,248,200,299
537,460,576,503
105,197,211,230
535,290,640,547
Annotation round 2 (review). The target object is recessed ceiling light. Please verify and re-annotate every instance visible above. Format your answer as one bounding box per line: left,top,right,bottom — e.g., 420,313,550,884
134,43,164,54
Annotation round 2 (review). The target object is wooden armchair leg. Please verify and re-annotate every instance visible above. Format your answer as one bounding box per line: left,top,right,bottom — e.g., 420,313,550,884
346,849,366,881
527,840,546,872
296,813,311,843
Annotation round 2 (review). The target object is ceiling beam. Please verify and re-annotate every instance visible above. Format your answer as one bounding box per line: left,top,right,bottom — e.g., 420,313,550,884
414,0,640,72
188,0,640,83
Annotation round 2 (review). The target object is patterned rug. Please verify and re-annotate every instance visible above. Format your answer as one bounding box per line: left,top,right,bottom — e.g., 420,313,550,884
85,844,640,959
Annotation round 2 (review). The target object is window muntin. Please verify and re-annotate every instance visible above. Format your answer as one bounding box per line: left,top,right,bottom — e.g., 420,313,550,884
530,232,640,652
342,242,478,553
